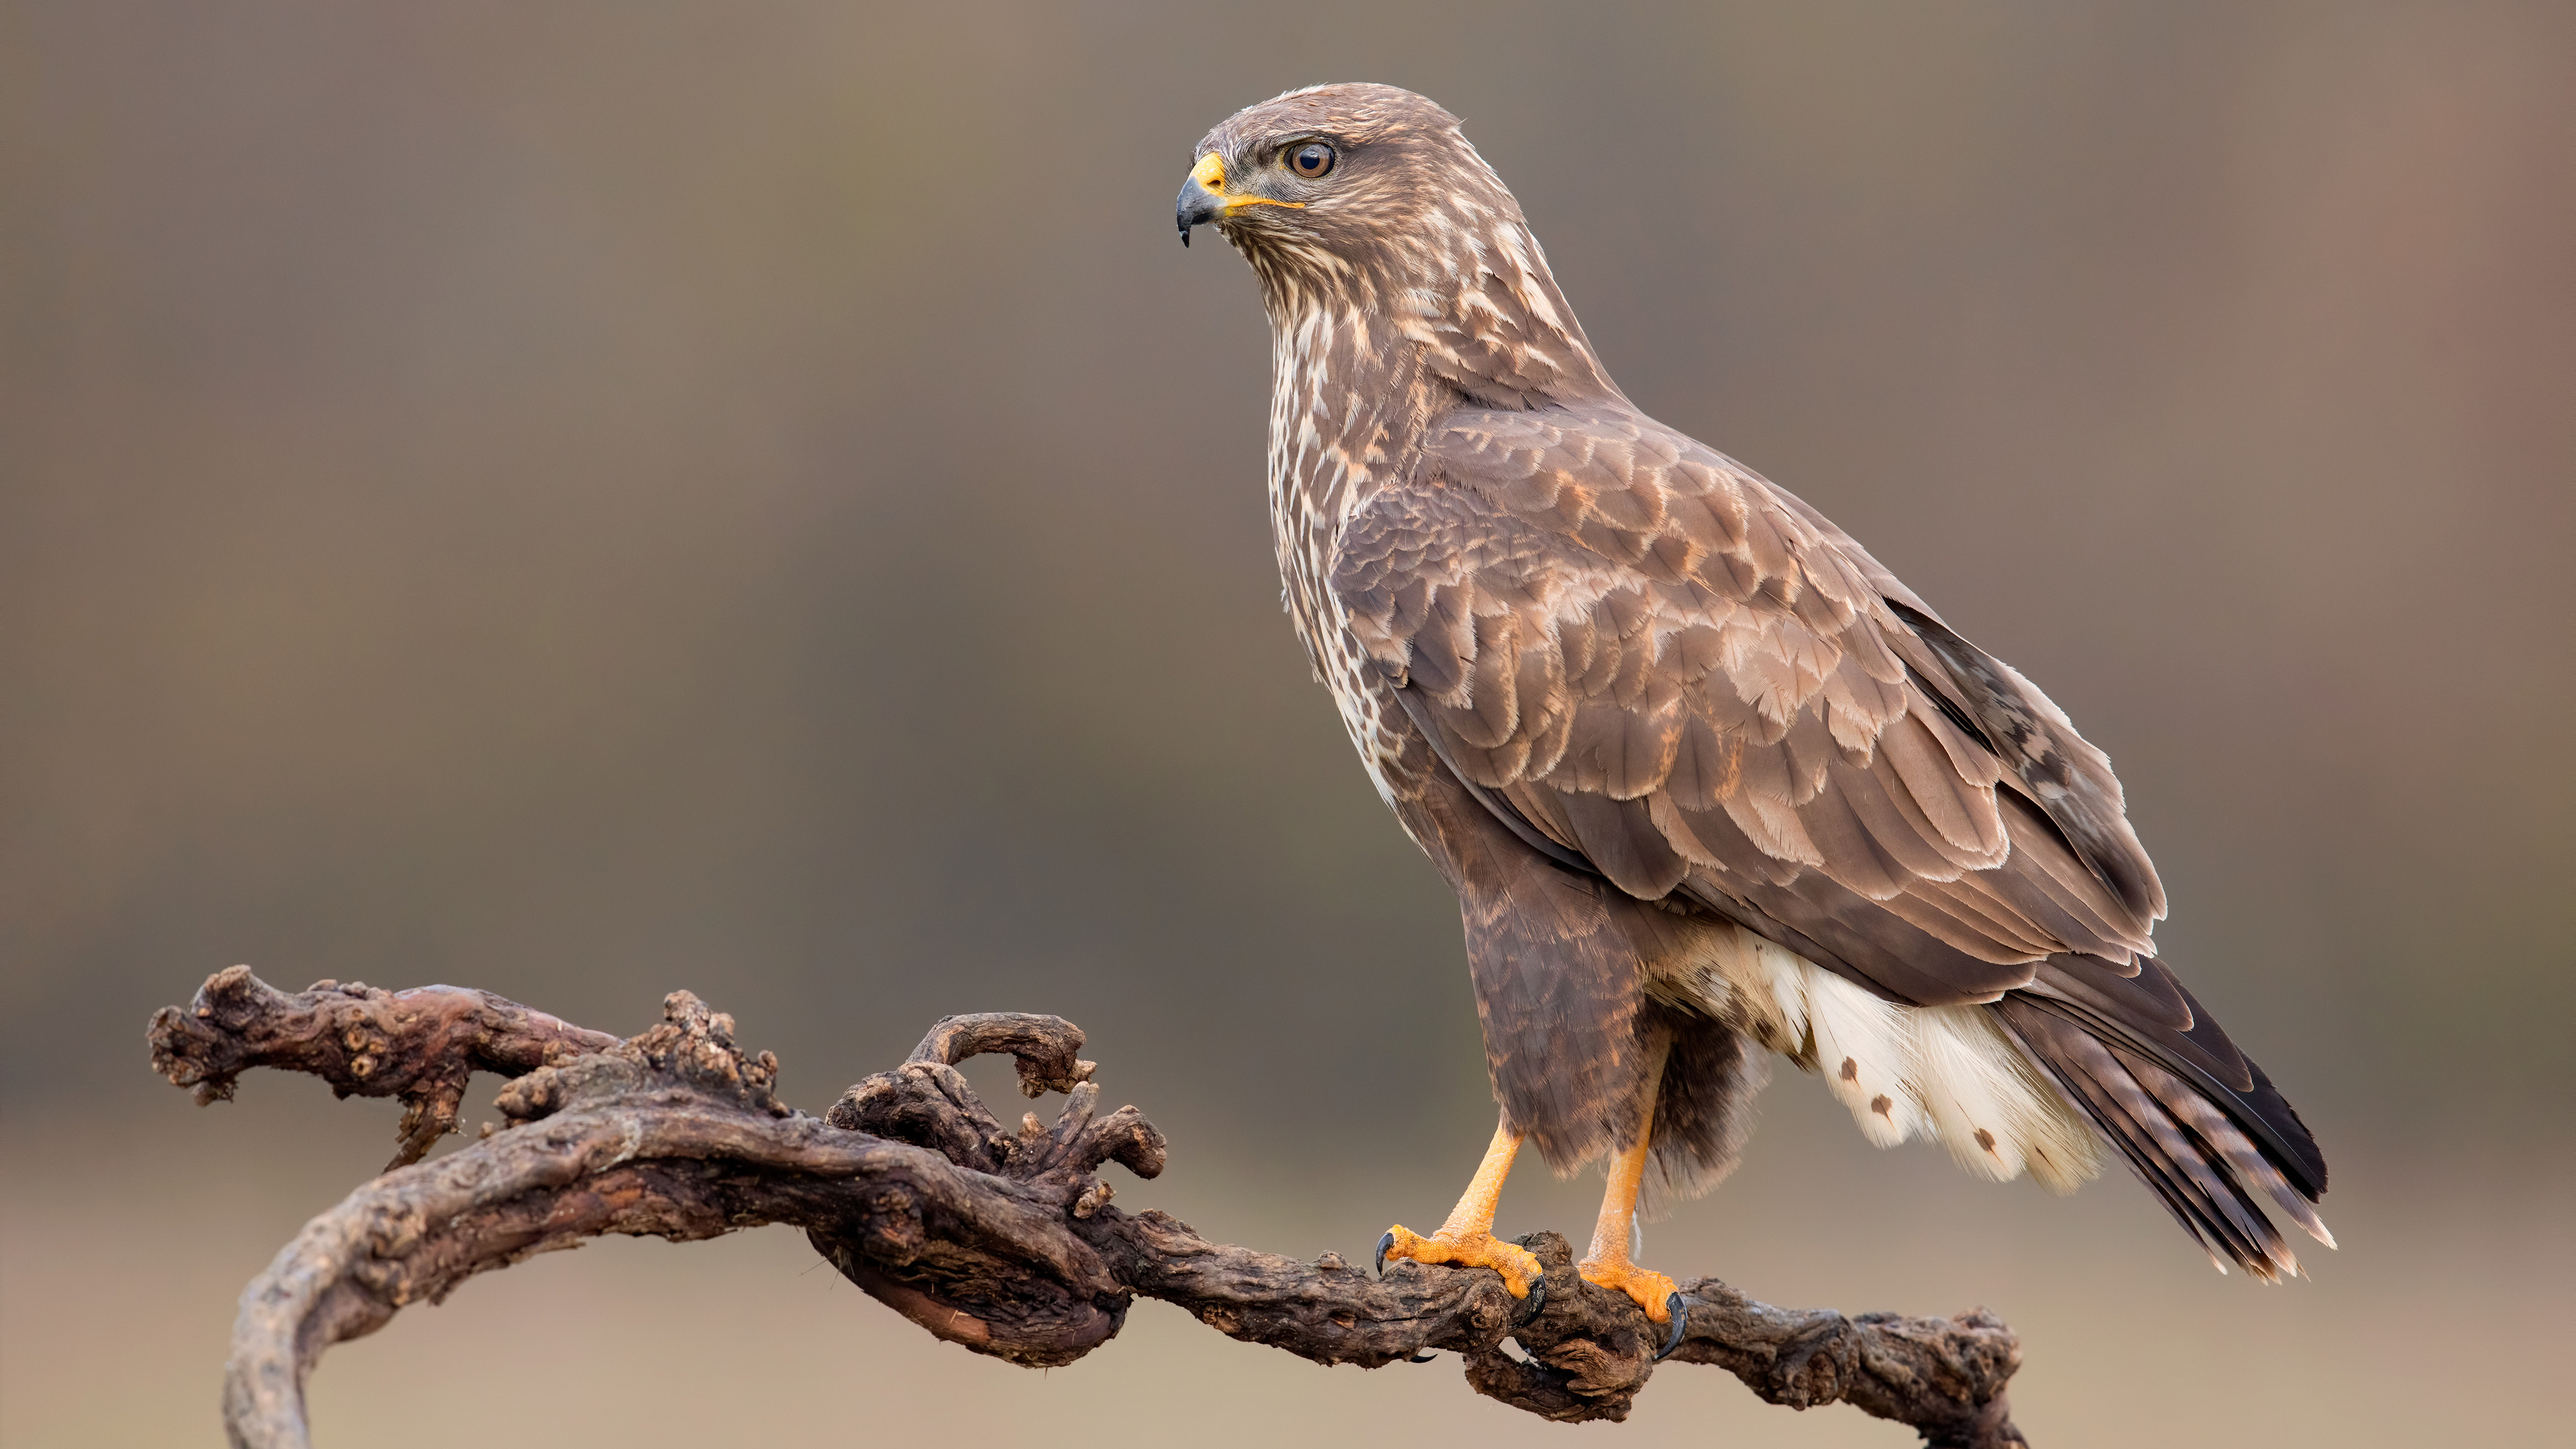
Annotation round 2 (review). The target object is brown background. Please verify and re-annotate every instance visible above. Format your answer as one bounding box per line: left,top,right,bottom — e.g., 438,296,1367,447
4,3,2570,1444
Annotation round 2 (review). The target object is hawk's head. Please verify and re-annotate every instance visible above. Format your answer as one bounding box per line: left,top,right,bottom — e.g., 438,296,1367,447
1177,83,1499,276
1179,83,1615,409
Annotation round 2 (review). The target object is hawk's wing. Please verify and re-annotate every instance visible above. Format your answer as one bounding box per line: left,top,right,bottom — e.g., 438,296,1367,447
1332,405,2162,1008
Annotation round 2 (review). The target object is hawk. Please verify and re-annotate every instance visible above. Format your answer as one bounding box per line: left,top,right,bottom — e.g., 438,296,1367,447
1175,84,2328,1338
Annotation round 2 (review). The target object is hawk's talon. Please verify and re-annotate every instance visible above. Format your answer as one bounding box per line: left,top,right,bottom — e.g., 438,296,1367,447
1375,1222,1544,1298
1516,1272,1546,1322
1577,1253,1680,1324
1654,1293,1688,1360
1405,1350,1438,1363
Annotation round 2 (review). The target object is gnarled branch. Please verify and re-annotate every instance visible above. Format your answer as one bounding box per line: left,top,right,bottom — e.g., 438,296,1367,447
147,969,2026,1448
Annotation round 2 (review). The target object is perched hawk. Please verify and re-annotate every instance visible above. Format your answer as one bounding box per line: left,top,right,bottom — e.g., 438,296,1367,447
1176,84,2328,1336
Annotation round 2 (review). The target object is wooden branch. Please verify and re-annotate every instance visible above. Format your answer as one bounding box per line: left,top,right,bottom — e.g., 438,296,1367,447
147,970,2027,1448
148,965,622,1170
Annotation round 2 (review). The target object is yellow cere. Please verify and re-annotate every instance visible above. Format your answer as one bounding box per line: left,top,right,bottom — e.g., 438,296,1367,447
1193,150,1305,211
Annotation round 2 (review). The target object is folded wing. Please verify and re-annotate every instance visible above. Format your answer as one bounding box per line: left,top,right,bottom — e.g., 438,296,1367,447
1332,405,2157,1003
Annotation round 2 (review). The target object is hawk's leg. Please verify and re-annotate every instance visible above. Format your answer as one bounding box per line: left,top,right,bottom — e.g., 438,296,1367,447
1375,1114,1544,1299
1577,1097,1682,1327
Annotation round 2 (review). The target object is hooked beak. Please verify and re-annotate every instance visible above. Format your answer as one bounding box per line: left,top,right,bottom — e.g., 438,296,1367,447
1176,166,1221,247
1175,152,1301,246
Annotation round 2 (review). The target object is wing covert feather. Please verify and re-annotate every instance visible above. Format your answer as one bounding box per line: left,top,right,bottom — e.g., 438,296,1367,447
1332,405,2165,1005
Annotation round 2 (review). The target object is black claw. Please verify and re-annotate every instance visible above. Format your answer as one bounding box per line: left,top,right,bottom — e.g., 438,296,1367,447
1406,1350,1438,1363
1654,1293,1688,1361
1374,1230,1394,1277
1517,1273,1547,1322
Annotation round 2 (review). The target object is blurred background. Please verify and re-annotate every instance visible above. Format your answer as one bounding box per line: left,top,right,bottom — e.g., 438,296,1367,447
5,2,2570,1444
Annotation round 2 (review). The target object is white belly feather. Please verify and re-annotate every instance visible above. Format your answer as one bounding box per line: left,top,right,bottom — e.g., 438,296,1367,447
1662,922,2104,1193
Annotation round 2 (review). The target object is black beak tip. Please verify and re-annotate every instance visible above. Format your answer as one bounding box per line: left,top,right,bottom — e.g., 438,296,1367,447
1176,178,1224,248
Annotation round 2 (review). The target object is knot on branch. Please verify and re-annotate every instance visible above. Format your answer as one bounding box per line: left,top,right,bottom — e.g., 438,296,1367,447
496,990,788,1126
808,1013,1171,1368
1444,1232,1672,1422
824,1012,1166,1210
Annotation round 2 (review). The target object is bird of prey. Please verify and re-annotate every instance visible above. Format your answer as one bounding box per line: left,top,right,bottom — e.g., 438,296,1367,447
1174,84,2329,1336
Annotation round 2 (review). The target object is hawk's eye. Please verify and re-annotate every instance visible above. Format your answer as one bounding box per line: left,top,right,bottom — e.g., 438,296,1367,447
1289,143,1336,179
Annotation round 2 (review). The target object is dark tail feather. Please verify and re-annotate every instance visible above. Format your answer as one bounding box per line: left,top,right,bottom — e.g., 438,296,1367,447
1995,995,2332,1281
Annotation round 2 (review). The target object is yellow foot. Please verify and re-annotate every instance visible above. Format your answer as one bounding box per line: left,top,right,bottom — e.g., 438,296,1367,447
1578,1252,1680,1324
1375,1224,1544,1299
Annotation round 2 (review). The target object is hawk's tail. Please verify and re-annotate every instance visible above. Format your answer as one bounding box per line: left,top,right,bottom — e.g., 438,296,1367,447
1994,967,2331,1281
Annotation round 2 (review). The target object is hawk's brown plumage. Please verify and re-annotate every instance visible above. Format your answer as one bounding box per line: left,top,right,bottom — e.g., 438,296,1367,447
1180,84,2328,1285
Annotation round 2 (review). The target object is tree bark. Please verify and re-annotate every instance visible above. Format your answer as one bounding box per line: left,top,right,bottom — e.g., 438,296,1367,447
148,968,2027,1448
